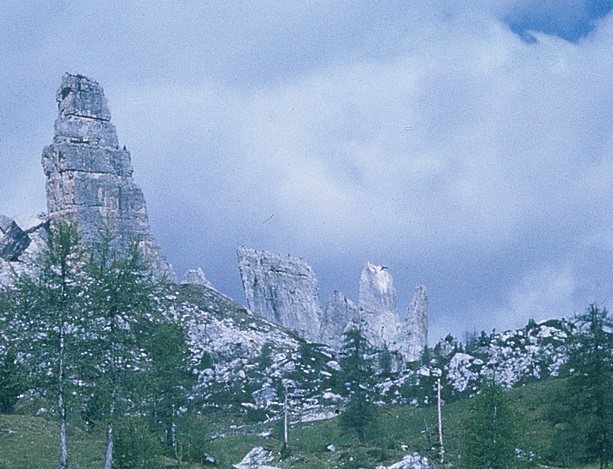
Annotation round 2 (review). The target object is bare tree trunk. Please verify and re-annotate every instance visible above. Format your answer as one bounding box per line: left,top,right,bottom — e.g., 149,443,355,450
58,331,68,469
103,423,113,469
437,378,444,464
283,383,289,449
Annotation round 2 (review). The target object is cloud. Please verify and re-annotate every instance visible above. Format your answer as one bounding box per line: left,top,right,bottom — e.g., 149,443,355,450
0,2,611,341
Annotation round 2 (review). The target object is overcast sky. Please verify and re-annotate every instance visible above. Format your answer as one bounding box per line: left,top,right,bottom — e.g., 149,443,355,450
1,1,612,341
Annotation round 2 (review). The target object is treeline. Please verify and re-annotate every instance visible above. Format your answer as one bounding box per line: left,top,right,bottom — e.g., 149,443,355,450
0,223,195,468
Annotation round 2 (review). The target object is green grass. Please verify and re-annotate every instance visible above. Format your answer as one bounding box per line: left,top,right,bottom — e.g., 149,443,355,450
0,414,104,469
0,378,604,468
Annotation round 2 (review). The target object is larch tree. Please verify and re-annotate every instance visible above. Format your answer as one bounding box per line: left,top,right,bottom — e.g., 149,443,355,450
0,222,88,469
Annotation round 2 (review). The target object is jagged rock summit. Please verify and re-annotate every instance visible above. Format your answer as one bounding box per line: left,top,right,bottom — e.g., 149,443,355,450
41,73,173,279
181,268,214,290
237,246,322,341
358,262,402,348
402,285,428,361
237,247,429,360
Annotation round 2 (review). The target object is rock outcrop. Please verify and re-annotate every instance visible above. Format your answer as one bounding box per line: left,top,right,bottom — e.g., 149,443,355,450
358,262,402,349
0,215,31,261
319,290,360,350
41,73,173,279
237,246,322,341
401,285,428,362
181,268,214,289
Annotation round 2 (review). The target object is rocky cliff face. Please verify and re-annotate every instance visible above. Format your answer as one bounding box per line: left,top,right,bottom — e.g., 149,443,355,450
401,285,428,361
358,262,403,349
41,73,173,279
319,290,360,350
237,246,322,341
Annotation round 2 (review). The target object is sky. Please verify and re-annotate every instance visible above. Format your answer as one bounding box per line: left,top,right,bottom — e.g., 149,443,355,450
1,1,612,341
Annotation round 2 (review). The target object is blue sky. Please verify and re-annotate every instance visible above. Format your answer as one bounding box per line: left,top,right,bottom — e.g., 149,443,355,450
1,1,612,341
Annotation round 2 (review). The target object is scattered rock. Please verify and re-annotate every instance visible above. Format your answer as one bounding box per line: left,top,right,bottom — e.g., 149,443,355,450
233,446,279,469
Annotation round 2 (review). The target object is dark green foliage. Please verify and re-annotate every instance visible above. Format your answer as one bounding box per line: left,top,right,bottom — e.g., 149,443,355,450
258,341,274,370
113,418,164,469
172,415,211,465
0,347,26,413
551,305,612,468
143,321,195,447
378,345,393,377
459,381,519,468
338,327,376,443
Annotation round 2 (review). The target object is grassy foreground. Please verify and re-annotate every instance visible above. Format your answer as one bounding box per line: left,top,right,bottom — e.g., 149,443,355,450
0,378,600,468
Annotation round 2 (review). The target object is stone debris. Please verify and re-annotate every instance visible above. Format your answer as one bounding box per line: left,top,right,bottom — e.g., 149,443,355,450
233,446,280,469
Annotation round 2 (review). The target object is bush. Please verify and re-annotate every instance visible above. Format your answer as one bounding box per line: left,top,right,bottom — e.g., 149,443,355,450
113,418,164,469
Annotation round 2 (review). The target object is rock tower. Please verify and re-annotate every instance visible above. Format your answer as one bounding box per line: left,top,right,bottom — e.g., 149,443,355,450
237,246,322,341
41,73,173,278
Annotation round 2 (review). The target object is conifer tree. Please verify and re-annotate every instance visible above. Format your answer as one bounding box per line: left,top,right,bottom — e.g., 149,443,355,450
83,231,166,469
338,326,375,443
459,378,518,468
0,222,87,469
553,305,612,468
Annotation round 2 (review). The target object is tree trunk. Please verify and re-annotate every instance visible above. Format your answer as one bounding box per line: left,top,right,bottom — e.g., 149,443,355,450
103,421,113,469
437,378,444,464
58,323,68,469
283,383,289,449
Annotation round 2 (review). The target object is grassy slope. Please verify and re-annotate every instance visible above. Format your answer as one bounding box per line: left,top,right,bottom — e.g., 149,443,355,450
0,378,600,468
0,414,103,469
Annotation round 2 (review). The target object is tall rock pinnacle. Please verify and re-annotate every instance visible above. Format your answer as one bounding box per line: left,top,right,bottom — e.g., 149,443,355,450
358,262,400,347
41,73,173,278
237,246,322,341
402,285,428,361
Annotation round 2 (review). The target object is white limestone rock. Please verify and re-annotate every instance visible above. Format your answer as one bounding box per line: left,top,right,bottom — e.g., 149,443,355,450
401,285,428,362
358,262,402,349
42,73,174,280
320,290,360,350
237,246,322,341
181,268,214,289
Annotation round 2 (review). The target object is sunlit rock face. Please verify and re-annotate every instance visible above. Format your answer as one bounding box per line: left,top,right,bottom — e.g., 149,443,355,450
319,290,360,350
41,73,173,279
237,246,322,341
401,285,428,362
358,262,403,349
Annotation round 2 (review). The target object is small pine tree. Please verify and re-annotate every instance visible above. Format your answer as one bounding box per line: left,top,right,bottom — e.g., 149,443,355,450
460,379,518,468
552,305,612,468
338,327,375,443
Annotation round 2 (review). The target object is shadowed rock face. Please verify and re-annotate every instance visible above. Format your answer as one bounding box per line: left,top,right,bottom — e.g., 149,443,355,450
41,73,173,279
320,290,360,350
402,285,428,362
237,246,322,341
0,215,31,261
